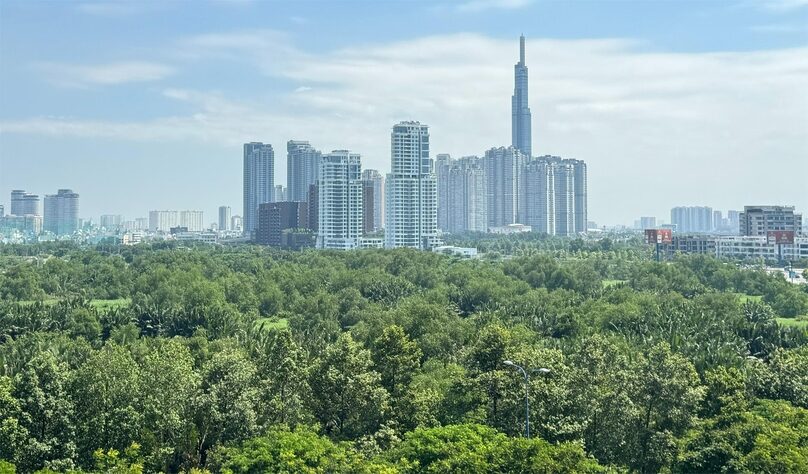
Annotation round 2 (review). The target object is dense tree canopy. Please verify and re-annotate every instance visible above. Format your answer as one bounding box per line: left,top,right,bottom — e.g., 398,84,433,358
0,241,806,472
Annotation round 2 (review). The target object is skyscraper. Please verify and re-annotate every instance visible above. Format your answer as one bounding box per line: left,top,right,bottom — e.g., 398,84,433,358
362,180,375,235
361,169,384,231
385,121,439,250
149,210,179,232
274,185,287,202
435,153,453,232
571,159,587,233
446,156,487,233
553,160,575,236
218,206,231,231
43,189,79,235
10,190,40,216
256,201,309,246
318,150,363,250
484,146,525,229
512,35,532,157
287,140,321,202
243,142,275,234
519,159,555,234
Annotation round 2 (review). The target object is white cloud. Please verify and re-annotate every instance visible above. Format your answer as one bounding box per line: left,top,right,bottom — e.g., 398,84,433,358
5,33,808,224
34,61,175,87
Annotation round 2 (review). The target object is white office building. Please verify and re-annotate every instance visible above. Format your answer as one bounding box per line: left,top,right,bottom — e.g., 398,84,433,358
385,121,439,250
317,151,363,250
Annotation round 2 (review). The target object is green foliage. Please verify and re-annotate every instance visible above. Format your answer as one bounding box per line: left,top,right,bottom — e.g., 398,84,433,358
0,244,805,472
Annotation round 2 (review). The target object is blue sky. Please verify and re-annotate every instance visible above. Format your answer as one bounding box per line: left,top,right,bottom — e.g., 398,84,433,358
1,0,807,226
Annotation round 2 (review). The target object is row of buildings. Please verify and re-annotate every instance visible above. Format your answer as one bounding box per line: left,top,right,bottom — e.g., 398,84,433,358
0,189,80,236
242,36,588,251
656,205,806,261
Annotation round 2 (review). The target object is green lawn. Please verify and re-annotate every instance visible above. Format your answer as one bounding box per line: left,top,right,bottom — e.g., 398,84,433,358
602,279,627,289
735,293,763,303
254,317,289,331
776,317,808,329
90,298,131,310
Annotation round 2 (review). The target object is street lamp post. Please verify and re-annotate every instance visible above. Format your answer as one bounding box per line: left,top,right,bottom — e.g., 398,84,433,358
503,360,550,439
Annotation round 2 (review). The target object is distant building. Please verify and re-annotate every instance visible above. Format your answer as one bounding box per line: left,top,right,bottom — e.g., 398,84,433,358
10,190,40,216
640,216,657,229
0,204,4,219
43,189,79,235
318,151,363,250
512,35,532,157
436,153,453,232
134,217,148,231
149,210,178,232
484,146,525,229
243,142,275,234
307,184,319,233
256,201,309,247
230,215,243,232
362,180,375,235
274,185,287,202
287,140,321,202
362,169,384,231
1,215,42,234
671,206,713,233
520,159,554,234
218,206,231,231
179,210,204,232
660,235,717,257
739,205,802,237
100,214,123,230
432,245,479,258
446,156,487,233
385,121,439,250
727,210,740,233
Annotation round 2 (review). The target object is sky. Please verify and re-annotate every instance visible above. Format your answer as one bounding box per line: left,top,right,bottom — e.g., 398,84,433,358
0,0,807,227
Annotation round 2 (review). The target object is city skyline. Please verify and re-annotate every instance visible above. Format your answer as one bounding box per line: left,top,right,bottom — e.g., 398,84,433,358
1,1,807,226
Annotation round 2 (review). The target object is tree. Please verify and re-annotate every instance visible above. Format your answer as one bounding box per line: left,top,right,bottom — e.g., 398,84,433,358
372,325,421,401
254,328,311,427
628,343,704,474
194,347,259,465
138,340,200,472
308,333,389,439
207,426,389,474
12,353,77,472
70,344,143,469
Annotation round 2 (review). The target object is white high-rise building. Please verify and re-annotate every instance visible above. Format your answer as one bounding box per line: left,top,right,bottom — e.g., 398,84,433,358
446,156,487,233
218,206,231,231
179,210,204,232
273,185,287,202
243,142,274,234
100,214,123,230
671,206,714,233
287,140,321,202
519,159,555,235
362,169,385,231
484,146,525,229
385,121,439,250
149,210,178,232
317,151,363,250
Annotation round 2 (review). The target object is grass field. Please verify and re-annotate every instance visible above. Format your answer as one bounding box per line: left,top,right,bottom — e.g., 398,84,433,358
254,318,290,331
735,293,764,303
776,317,808,329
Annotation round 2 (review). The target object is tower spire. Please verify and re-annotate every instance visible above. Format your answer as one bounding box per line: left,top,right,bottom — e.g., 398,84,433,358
519,34,525,65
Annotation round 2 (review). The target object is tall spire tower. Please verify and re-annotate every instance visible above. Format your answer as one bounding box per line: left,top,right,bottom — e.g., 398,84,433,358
512,34,532,157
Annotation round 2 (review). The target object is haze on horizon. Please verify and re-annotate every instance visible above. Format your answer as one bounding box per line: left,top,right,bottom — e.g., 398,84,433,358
1,0,806,227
